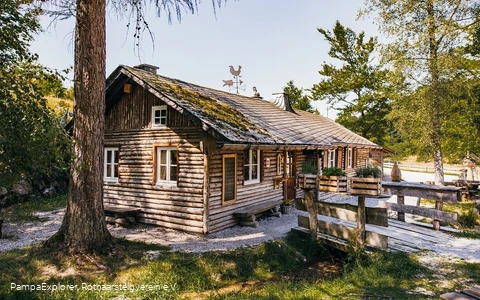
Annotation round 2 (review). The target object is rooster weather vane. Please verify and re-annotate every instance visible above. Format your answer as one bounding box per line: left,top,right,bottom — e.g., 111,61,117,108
222,65,246,94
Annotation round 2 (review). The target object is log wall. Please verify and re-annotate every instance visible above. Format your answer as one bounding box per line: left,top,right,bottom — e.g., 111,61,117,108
104,85,206,234
207,149,287,233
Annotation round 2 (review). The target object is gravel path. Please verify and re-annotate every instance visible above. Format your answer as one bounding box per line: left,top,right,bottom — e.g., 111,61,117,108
1,206,479,264
0,208,307,253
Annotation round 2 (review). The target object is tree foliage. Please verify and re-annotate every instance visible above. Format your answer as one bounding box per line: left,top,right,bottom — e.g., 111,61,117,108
362,0,480,184
283,80,316,113
311,21,392,145
0,0,70,188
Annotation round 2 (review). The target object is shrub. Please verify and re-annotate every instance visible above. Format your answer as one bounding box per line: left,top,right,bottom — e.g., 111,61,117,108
355,166,381,178
301,161,318,174
322,167,346,177
458,209,479,229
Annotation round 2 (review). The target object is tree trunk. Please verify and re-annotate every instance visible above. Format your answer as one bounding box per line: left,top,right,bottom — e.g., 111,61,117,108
45,0,112,252
427,0,445,186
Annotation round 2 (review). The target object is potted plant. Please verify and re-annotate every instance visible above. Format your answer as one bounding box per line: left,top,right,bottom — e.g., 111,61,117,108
281,198,292,214
319,167,348,193
350,166,382,195
297,161,318,189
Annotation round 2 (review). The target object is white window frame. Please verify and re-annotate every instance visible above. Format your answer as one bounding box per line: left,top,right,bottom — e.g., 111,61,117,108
104,147,119,182
328,150,336,168
156,147,178,186
347,148,353,169
244,149,260,185
152,105,167,128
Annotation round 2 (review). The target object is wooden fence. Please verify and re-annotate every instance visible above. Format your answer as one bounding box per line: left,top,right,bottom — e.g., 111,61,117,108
295,181,463,251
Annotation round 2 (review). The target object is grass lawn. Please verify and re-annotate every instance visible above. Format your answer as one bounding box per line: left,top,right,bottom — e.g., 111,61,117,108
0,194,67,223
1,195,479,299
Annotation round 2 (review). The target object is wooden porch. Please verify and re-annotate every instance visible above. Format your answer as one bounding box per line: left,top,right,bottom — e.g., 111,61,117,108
295,213,456,253
295,180,463,253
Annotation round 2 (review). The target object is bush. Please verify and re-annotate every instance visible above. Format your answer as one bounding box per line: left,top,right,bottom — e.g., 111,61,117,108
301,161,318,174
322,167,346,177
355,166,381,178
458,209,479,229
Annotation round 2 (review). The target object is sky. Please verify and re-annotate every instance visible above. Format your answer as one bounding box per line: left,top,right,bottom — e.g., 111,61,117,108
30,0,379,119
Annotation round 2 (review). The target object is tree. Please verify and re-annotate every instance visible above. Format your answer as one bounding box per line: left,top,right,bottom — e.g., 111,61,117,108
283,80,316,113
362,0,479,185
0,0,70,188
41,0,225,253
311,21,392,145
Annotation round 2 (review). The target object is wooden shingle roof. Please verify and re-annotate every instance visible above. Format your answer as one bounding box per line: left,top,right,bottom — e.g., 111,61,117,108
106,65,381,150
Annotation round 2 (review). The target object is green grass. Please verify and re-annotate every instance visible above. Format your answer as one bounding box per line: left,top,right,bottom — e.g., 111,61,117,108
0,194,67,223
2,229,474,299
452,230,480,239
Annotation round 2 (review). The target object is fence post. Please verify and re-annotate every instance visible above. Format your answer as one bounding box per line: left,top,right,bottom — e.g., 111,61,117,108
433,200,443,231
304,189,317,240
397,195,405,221
357,195,366,245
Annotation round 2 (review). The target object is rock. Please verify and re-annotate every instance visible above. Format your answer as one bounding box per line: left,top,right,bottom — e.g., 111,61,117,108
12,180,33,196
0,187,7,197
42,186,56,197
33,180,47,191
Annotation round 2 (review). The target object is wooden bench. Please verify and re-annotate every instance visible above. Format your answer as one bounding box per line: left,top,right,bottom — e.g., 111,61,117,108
441,287,480,300
104,205,140,227
233,200,283,227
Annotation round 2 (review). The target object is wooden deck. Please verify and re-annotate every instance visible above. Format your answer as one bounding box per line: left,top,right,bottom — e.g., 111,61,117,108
304,214,455,253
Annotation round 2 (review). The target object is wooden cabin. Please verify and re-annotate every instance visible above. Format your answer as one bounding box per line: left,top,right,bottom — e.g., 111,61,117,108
103,64,385,234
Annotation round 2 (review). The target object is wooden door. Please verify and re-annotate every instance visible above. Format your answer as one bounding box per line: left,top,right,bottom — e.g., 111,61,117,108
286,178,296,200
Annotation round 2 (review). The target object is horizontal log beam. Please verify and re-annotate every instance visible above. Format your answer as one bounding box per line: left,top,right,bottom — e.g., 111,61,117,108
295,200,388,227
386,203,458,223
298,215,388,249
382,181,461,203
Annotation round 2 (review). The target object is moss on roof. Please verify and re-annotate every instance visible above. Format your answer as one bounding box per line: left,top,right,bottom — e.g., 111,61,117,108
125,66,270,139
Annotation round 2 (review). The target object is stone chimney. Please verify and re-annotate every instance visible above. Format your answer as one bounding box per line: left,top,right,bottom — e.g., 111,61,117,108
134,64,159,74
268,93,294,112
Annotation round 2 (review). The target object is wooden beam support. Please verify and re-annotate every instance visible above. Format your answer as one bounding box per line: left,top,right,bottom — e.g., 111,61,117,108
434,200,443,231
382,181,461,203
297,215,388,249
386,202,457,224
397,195,405,222
295,199,388,227
357,195,366,245
304,189,317,240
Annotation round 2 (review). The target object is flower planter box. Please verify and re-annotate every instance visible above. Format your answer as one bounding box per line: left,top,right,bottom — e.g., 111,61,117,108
319,176,348,193
297,174,318,189
350,177,382,196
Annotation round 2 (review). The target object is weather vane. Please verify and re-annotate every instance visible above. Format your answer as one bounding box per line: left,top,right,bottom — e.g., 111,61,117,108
222,65,246,94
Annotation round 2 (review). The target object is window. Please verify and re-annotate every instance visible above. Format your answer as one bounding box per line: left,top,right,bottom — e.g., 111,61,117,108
347,148,353,169
152,105,167,127
327,150,336,168
244,150,260,184
286,151,294,176
155,147,178,185
104,148,119,182
276,154,283,175
222,154,237,205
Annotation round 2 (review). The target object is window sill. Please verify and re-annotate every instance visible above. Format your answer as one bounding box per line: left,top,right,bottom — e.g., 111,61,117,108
104,178,118,183
244,179,260,186
156,181,177,187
